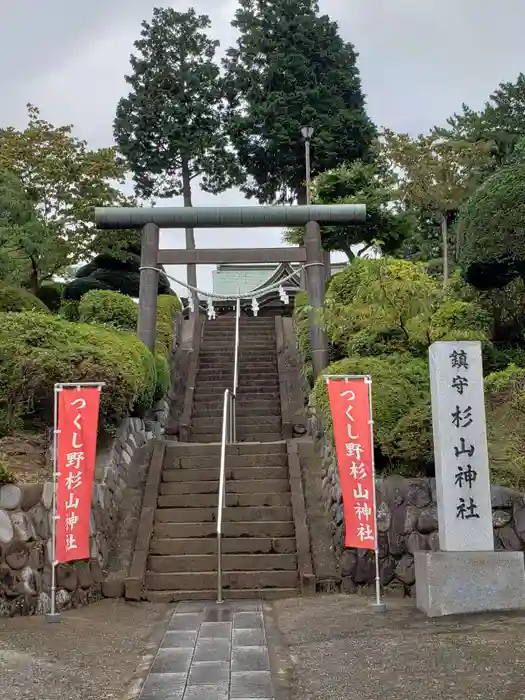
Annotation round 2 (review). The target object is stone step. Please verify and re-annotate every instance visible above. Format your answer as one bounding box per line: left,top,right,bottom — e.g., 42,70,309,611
197,366,276,375
204,320,274,326
155,520,295,539
202,326,275,336
199,348,276,355
165,441,286,456
145,588,298,602
149,536,296,556
195,388,280,399
160,478,290,495
148,553,298,573
145,569,298,591
193,403,280,418
192,416,281,431
157,492,291,508
192,432,283,443
162,466,289,483
196,378,278,387
155,505,292,523
165,452,288,469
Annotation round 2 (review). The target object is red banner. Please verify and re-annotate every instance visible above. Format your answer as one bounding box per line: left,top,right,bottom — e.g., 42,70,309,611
55,387,101,563
327,377,376,549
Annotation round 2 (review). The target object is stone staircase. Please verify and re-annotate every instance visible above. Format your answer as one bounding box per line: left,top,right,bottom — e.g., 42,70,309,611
191,316,283,442
142,316,300,601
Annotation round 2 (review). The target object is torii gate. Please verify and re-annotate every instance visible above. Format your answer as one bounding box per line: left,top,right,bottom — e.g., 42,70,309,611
94,204,366,379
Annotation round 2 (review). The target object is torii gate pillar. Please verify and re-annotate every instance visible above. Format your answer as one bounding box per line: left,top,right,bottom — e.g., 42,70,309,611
304,221,329,376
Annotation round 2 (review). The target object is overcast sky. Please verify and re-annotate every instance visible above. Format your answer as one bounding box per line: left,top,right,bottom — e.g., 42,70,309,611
1,0,524,296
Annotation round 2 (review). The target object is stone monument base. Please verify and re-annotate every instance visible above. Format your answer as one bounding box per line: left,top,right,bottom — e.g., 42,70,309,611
414,551,525,618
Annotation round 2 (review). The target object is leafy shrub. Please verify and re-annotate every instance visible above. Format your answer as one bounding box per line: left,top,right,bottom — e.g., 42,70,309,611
60,298,80,321
0,452,14,485
484,364,525,489
427,299,491,342
79,289,138,331
154,354,170,402
293,291,311,362
0,312,156,436
458,161,525,289
63,276,113,300
311,354,430,468
156,294,182,356
0,284,50,313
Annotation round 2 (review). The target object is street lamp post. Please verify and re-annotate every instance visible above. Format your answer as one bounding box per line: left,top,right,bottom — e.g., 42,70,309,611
300,126,330,281
300,126,314,205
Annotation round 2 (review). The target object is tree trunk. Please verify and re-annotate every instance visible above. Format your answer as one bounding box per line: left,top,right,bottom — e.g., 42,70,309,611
29,258,39,296
340,244,356,263
181,158,198,312
441,212,449,287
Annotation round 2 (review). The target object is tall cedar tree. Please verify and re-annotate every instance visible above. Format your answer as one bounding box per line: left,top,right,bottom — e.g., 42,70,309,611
223,0,376,204
114,7,239,301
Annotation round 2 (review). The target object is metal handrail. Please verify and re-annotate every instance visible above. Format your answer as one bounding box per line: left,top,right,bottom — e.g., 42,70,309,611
217,300,241,603
232,297,241,442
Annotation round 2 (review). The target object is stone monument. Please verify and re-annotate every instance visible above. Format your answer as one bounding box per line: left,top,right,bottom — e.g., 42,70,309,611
415,340,525,617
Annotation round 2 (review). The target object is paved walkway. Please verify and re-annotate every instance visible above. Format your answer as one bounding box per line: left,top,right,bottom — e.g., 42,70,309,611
138,600,276,700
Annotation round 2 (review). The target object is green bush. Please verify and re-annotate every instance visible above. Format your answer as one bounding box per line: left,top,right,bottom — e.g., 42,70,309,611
311,354,430,467
0,284,50,313
458,162,525,289
156,294,182,356
428,299,491,342
59,298,80,321
293,291,311,362
79,289,138,331
0,312,156,436
154,354,170,402
0,452,15,485
484,364,525,489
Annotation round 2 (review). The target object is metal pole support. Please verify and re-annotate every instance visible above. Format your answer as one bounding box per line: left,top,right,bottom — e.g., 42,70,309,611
137,223,160,352
304,221,329,379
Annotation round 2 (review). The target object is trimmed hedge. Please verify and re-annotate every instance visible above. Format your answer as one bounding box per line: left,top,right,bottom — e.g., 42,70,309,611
312,354,430,468
0,284,50,313
484,364,525,489
458,162,525,289
0,312,156,437
79,289,138,331
157,294,182,356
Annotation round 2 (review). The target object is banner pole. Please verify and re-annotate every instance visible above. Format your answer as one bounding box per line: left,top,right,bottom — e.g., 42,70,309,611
46,383,61,624
366,376,386,614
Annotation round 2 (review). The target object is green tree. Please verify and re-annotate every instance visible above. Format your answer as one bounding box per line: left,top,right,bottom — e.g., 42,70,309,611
284,158,412,260
0,105,127,290
0,169,71,292
457,160,525,291
114,7,239,304
223,0,376,205
381,130,494,284
438,73,525,165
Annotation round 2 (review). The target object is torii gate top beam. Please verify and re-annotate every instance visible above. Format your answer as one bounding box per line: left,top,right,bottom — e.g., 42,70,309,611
94,204,366,229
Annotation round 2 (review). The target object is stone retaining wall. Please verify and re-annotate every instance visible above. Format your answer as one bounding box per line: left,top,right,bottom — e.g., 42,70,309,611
0,400,170,616
309,411,525,596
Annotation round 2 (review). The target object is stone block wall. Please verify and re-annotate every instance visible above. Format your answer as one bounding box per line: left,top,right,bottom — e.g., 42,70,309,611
0,401,170,616
309,411,525,596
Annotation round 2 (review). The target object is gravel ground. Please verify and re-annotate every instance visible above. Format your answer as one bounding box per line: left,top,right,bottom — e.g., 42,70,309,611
273,594,525,700
0,599,170,700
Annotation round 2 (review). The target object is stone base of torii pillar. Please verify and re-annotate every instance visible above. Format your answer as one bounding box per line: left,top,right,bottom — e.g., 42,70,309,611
415,550,525,618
